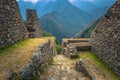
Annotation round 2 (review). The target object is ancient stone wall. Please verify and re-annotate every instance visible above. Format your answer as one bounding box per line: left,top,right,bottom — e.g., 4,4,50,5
62,38,91,57
8,38,56,79
26,9,42,38
76,61,92,80
0,0,28,48
90,0,120,76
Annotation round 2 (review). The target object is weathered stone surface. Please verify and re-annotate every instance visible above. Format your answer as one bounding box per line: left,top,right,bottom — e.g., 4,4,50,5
62,38,91,57
90,0,120,76
40,55,91,80
26,9,42,38
76,61,92,80
8,38,56,79
0,0,28,48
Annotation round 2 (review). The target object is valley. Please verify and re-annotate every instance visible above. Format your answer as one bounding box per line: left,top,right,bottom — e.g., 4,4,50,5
18,0,115,42
0,0,120,80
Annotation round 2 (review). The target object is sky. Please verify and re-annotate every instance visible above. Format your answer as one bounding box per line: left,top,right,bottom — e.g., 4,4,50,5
17,0,97,4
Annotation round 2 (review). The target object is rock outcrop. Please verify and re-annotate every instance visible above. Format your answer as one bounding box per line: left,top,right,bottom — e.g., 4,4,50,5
0,0,28,48
90,0,120,76
26,9,42,38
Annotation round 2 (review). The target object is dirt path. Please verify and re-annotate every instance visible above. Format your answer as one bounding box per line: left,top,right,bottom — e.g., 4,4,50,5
40,55,90,80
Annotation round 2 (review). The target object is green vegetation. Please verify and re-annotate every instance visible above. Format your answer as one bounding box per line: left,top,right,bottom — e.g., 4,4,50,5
79,51,120,80
70,55,80,59
0,39,29,53
75,19,100,38
42,31,53,37
48,59,54,65
56,40,61,54
23,20,26,25
39,67,46,75
56,44,61,54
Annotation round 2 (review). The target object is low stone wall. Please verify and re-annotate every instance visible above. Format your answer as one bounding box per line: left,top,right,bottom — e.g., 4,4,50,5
76,61,92,80
76,46,91,52
8,40,56,80
62,38,91,57
90,1,120,76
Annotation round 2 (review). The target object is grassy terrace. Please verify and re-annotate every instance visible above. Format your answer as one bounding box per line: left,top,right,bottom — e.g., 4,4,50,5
79,51,120,80
0,37,55,79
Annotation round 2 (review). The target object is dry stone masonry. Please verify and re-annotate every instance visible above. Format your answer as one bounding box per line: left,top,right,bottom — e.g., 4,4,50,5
90,0,120,76
19,38,56,79
26,9,42,38
0,0,43,48
4,38,57,79
0,0,51,79
62,38,91,57
0,0,28,48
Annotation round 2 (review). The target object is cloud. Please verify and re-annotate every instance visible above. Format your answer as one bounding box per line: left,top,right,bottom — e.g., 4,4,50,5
69,0,96,2
17,0,55,4
17,0,96,4
24,0,39,4
83,0,95,1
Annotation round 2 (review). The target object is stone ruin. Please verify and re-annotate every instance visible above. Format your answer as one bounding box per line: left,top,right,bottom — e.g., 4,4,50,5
0,0,42,48
0,0,28,48
0,0,56,79
26,9,42,38
62,38,91,57
90,0,120,76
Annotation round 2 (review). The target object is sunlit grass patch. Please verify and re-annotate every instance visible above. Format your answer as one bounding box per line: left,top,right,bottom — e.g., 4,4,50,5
79,51,120,80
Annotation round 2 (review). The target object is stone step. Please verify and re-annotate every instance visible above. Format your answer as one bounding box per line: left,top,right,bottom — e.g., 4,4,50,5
46,76,59,80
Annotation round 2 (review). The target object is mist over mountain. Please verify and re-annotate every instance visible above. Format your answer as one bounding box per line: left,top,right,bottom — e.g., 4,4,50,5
18,0,115,42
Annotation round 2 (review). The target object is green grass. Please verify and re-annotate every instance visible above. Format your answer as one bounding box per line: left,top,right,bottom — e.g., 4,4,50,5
56,44,61,54
42,31,53,37
0,39,29,54
79,51,120,80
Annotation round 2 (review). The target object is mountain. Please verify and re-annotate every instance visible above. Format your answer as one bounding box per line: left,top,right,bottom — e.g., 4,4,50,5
42,31,53,37
18,0,115,42
40,11,71,42
70,0,115,19
40,0,94,42
18,0,50,20
75,19,100,38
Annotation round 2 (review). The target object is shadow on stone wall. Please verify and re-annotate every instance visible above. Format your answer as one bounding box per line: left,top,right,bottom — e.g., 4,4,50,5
90,0,120,76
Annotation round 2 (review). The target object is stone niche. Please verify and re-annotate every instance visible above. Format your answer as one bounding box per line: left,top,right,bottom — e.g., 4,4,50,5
0,0,28,48
90,0,120,76
26,9,42,38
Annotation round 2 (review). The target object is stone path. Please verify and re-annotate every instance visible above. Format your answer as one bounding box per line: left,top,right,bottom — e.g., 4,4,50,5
40,55,90,80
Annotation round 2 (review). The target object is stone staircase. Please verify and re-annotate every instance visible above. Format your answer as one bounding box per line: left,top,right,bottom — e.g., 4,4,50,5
40,55,90,80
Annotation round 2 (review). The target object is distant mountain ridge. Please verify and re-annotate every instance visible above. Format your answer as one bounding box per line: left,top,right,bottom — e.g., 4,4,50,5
18,0,115,42
75,19,100,38
70,0,115,19
40,0,94,42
